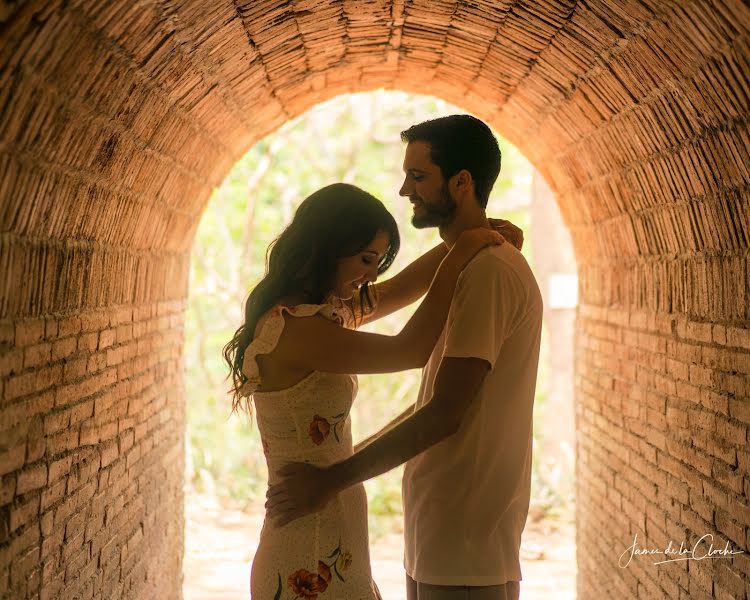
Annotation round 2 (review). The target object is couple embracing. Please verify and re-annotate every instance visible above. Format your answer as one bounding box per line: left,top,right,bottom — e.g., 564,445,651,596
224,114,543,600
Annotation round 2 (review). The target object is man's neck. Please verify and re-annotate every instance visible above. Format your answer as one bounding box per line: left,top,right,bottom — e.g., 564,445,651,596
439,209,490,248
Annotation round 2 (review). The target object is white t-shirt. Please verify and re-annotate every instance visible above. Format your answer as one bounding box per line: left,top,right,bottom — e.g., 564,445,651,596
403,243,543,586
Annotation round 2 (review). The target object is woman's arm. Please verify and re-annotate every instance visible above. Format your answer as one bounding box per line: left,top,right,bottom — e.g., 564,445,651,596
356,219,524,326
269,228,504,375
355,243,448,326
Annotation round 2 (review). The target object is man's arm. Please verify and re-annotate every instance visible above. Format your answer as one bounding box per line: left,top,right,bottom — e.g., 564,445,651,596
266,357,489,526
353,402,416,453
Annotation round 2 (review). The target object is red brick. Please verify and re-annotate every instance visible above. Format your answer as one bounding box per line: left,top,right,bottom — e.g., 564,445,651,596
715,415,747,445
118,430,134,454
23,343,51,368
43,410,70,436
46,431,79,456
63,545,87,583
76,332,98,352
0,444,25,484
40,513,53,538
86,351,107,373
70,400,94,426
675,381,701,404
10,544,39,589
57,317,81,337
106,346,124,367
712,324,727,345
729,398,750,425
726,326,750,350
0,475,15,507
98,329,115,350
100,442,118,468
10,496,39,533
687,408,716,431
666,404,688,429
115,324,132,343
15,319,46,346
110,307,132,326
48,457,72,485
665,358,689,381
40,570,64,600
51,338,77,362
53,497,76,530
0,321,14,345
64,511,85,542
715,563,747,600
80,426,99,446
688,364,713,386
62,356,87,382
44,318,58,340
17,464,48,495
715,508,745,546
712,462,744,495
0,348,23,378
60,529,83,564
80,312,110,333
685,321,712,343
84,510,104,543
5,365,62,401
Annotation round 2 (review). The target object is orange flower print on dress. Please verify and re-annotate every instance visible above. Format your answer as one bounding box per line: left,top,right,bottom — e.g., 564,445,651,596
275,543,352,599
309,412,347,445
287,569,328,598
336,550,352,572
309,415,331,445
317,560,332,584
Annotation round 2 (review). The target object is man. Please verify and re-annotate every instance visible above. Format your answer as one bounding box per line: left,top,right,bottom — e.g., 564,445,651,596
267,115,543,600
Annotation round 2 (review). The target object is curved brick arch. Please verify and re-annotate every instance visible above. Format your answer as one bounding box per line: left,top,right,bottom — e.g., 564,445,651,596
0,1,748,599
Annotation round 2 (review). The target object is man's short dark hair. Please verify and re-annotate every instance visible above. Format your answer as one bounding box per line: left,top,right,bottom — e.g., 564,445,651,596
400,114,501,209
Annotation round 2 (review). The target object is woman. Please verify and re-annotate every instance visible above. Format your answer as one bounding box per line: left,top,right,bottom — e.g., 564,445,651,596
224,183,505,599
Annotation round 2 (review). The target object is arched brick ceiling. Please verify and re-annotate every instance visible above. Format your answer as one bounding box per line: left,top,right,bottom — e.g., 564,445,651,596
1,0,748,318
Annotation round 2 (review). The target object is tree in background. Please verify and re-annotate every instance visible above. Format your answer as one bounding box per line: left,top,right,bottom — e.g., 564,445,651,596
185,91,573,539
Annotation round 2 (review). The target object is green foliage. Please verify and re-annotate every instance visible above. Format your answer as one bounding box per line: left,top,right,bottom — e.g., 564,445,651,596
184,90,573,537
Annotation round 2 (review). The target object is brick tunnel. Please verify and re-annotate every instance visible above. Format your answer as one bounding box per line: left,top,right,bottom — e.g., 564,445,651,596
1,1,749,598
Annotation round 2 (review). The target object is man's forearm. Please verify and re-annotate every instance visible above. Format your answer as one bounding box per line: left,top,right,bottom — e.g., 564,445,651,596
330,401,458,491
353,402,416,453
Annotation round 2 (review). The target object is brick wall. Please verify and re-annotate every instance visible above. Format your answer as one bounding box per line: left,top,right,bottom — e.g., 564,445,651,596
576,307,750,599
1,0,748,599
1,302,186,598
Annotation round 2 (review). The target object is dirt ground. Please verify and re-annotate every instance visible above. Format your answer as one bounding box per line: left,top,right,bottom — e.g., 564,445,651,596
183,491,577,600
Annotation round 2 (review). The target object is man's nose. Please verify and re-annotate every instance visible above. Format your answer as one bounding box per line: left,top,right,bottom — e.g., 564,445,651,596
399,179,410,197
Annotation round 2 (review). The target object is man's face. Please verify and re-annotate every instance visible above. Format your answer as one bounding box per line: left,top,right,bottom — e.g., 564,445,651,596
399,141,456,229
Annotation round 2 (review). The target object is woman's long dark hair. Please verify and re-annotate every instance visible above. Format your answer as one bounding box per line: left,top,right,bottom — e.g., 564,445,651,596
224,183,400,413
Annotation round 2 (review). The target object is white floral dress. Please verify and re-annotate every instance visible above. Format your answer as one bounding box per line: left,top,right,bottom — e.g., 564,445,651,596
241,303,382,600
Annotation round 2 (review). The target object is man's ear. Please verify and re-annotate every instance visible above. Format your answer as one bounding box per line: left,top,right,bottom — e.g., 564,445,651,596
451,169,474,196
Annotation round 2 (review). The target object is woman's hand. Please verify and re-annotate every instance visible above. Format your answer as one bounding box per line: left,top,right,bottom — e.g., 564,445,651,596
488,218,524,250
448,227,505,269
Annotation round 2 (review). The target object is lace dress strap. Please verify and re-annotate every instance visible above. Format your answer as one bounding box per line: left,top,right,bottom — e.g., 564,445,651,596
238,303,352,397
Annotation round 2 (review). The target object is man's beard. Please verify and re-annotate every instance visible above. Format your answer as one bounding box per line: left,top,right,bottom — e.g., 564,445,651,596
411,184,456,229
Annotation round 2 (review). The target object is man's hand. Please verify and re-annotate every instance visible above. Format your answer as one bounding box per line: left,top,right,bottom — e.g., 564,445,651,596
488,218,524,250
265,462,338,527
